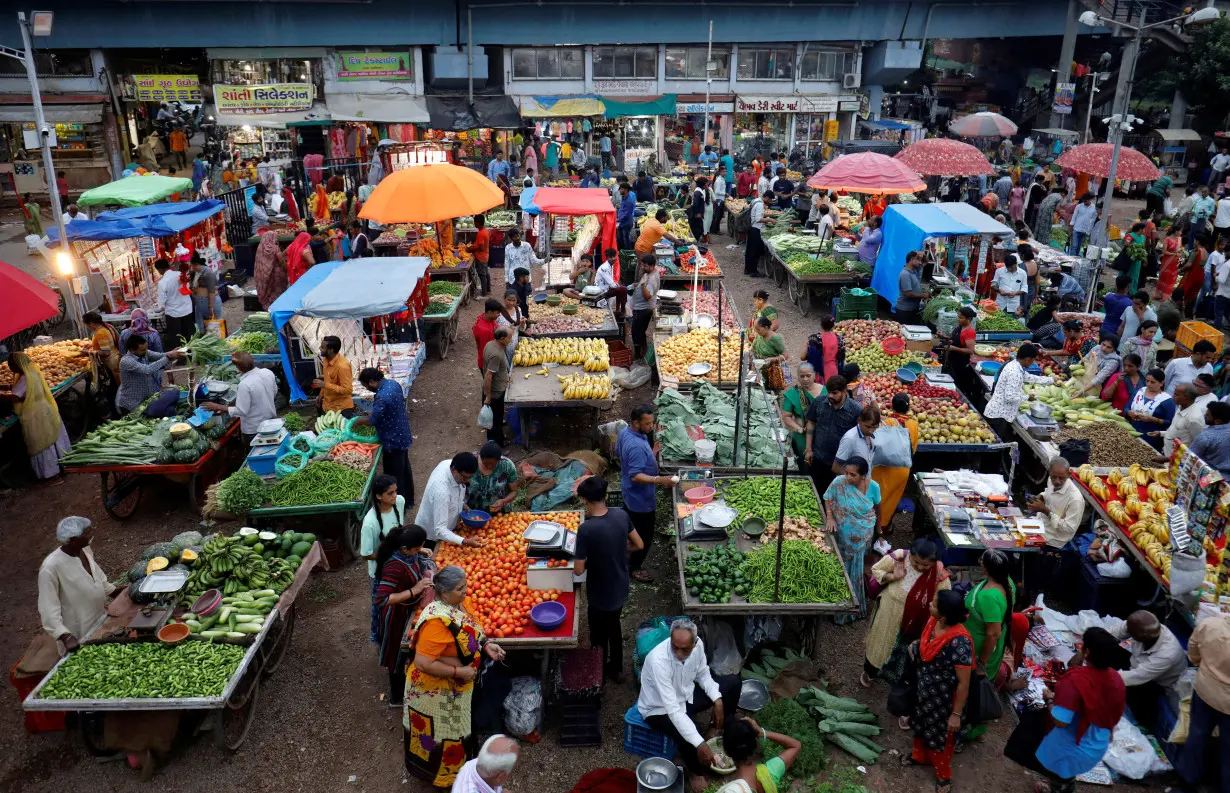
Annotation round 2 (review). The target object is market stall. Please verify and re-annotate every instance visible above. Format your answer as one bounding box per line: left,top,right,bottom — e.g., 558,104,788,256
505,337,615,447
761,232,862,317
23,532,322,775
522,186,617,267
76,174,194,209
914,470,1043,561
1055,143,1161,205
526,295,620,339
420,281,465,359
654,380,792,473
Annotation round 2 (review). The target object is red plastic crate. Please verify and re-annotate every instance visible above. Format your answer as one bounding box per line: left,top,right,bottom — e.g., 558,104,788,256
607,340,632,369
10,662,65,733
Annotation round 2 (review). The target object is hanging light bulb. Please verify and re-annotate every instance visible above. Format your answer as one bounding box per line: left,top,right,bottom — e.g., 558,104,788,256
56,251,74,276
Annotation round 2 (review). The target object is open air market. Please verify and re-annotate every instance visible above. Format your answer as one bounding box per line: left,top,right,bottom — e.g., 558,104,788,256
7,3,1230,793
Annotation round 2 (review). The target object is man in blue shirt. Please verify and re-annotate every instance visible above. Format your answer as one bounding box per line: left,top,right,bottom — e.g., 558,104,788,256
580,166,601,188
698,145,718,171
720,149,735,184
617,183,637,251
355,367,415,505
617,405,675,582
599,133,613,171
1049,271,1085,306
1101,275,1134,332
1191,402,1230,479
486,151,509,184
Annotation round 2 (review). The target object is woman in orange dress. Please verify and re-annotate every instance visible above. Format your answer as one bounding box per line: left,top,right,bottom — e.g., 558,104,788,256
872,393,920,536
1155,224,1184,303
1178,238,1210,315
404,566,506,787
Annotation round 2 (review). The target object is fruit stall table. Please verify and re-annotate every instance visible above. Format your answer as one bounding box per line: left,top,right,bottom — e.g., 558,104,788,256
654,287,743,334
652,328,746,393
671,475,860,616
63,418,245,521
22,541,323,776
418,294,464,360
246,447,384,560
504,364,614,448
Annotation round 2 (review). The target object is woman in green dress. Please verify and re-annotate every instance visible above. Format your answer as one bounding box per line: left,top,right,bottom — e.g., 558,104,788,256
962,549,1016,744
749,289,779,332
752,316,788,392
1122,222,1148,293
779,362,824,470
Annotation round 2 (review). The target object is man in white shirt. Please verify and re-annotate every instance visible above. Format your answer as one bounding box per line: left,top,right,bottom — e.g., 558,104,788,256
1106,611,1189,727
991,254,1029,315
1164,340,1217,395
155,258,194,349
1194,374,1219,414
1216,244,1230,328
38,516,116,652
1068,192,1097,255
593,247,625,313
61,204,84,226
984,344,1055,433
1211,148,1230,188
452,735,520,793
503,228,544,286
1026,458,1085,549
201,352,277,440
1162,384,1207,456
637,618,741,788
756,171,771,200
415,453,485,549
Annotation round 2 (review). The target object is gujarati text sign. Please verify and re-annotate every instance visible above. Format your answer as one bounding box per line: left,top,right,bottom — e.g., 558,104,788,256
215,84,314,114
129,75,201,102
337,52,412,81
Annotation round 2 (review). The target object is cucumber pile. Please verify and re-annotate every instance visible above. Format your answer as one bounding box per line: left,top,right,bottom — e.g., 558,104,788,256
179,588,281,639
797,686,884,764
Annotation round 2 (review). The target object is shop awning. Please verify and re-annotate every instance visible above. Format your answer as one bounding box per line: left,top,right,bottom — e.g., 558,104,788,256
859,119,911,131
601,94,677,118
47,200,225,245
426,95,521,130
76,174,194,208
520,95,605,117
1032,127,1082,140
0,103,103,124
326,93,429,123
521,186,618,255
210,102,331,129
1151,128,1201,142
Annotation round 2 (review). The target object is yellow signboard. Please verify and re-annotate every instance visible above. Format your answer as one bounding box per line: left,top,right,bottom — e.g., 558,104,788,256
129,74,201,102
215,83,314,114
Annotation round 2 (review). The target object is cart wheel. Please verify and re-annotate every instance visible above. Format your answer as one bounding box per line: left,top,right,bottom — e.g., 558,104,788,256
214,675,260,752
772,259,786,289
100,471,142,520
57,386,89,442
263,605,296,676
787,275,802,306
345,512,363,559
436,329,451,359
798,287,813,318
448,315,460,342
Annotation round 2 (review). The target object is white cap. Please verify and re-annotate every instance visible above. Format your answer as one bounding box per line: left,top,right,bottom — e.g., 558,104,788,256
56,516,92,544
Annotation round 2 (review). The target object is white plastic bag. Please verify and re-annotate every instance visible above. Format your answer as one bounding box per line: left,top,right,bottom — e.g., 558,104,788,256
700,618,742,676
1096,557,1132,579
1102,717,1157,779
1169,550,1206,597
477,404,494,430
610,362,652,390
503,676,542,738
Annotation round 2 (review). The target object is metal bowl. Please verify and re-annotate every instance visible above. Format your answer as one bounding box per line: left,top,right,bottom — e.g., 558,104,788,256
692,313,716,329
739,679,770,711
687,361,713,377
636,758,679,790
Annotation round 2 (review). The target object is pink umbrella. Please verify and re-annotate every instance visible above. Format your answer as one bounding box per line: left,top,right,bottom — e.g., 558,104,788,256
806,152,925,195
894,138,994,177
1055,143,1160,181
949,112,1018,139
0,261,59,340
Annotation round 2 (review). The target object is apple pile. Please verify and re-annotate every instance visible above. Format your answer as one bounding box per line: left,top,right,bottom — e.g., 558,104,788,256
835,319,903,344
857,374,997,445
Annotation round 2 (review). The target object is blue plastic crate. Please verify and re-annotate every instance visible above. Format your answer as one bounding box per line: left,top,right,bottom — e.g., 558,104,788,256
623,706,677,759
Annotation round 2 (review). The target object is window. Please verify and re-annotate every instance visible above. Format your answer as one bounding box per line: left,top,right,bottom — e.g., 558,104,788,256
736,48,795,81
212,59,317,87
0,49,92,77
510,47,583,80
592,46,657,79
800,49,855,81
664,46,731,80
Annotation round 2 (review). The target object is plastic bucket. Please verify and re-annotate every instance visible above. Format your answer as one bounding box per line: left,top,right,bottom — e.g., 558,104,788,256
693,439,717,464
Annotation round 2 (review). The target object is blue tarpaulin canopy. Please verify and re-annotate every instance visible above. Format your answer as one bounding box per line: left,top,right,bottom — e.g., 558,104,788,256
871,203,1011,310
269,257,431,401
46,200,225,246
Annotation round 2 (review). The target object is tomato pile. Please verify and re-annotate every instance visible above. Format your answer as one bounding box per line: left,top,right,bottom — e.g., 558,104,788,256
434,511,578,638
679,249,722,275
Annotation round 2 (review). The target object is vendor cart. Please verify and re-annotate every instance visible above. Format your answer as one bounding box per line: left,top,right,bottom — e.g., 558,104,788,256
505,364,614,448
419,294,464,359
773,262,859,320
247,447,383,559
426,262,478,307
21,542,323,777
63,419,245,520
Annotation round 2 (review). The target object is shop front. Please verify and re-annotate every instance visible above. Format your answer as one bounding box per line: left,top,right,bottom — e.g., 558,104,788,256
599,92,676,174
323,50,429,166
116,72,203,170
518,95,606,170
665,98,733,166
0,98,116,197
734,94,862,168
733,95,795,163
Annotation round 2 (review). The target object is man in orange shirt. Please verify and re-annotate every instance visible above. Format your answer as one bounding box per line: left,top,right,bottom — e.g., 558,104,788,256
634,208,683,257
168,127,188,171
312,335,355,416
469,214,492,296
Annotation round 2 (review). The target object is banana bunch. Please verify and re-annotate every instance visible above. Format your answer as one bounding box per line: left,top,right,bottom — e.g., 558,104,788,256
1147,482,1169,502
559,373,611,400
1076,464,1096,485
514,337,609,368
1154,468,1173,489
1089,477,1110,501
1127,464,1151,487
204,534,246,575
1117,478,1136,500
1108,468,1123,487
1108,501,1128,524
1124,496,1143,519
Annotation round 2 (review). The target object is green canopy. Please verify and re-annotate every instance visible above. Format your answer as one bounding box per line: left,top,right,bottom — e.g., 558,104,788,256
602,94,677,118
78,174,194,208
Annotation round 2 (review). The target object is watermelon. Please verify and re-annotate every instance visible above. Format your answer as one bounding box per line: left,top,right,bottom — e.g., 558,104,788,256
290,541,313,558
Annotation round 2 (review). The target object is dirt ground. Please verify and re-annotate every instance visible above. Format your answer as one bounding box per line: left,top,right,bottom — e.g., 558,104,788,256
0,211,1148,793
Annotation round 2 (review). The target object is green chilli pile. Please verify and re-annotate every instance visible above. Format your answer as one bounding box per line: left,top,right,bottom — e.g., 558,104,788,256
740,540,851,604
976,312,1027,332
39,642,246,701
720,477,823,524
268,461,367,506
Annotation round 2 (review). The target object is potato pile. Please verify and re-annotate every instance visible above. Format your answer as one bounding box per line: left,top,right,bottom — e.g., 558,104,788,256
0,339,91,390
656,328,740,384
527,296,608,325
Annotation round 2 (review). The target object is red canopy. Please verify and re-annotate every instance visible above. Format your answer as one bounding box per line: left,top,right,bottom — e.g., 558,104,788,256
1054,143,1161,182
530,187,618,271
894,138,994,177
0,261,60,340
807,152,925,195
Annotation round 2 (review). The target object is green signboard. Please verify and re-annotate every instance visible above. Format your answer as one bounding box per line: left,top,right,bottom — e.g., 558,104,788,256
337,52,412,81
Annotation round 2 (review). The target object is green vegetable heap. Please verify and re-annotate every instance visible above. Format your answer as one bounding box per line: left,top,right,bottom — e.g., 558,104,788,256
784,254,844,276
755,696,828,777
268,461,367,506
741,540,851,603
428,281,462,297
281,412,307,433
39,642,246,700
721,477,822,524
180,332,231,367
976,312,1027,332
226,332,277,354
215,467,267,514
238,312,274,335
684,541,749,603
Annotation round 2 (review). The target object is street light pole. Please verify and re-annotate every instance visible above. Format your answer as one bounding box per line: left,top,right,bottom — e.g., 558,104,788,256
703,20,713,158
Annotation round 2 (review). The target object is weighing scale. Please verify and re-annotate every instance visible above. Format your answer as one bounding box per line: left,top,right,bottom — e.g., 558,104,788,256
251,427,288,448
679,501,737,542
653,241,677,272
1018,414,1058,440
523,520,576,560
924,371,958,391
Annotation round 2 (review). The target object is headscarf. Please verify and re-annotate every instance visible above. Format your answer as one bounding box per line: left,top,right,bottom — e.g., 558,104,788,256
285,232,313,285
130,308,153,336
9,352,63,456
254,231,288,309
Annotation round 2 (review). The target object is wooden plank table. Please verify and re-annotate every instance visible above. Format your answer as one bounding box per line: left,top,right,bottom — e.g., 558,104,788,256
504,364,614,447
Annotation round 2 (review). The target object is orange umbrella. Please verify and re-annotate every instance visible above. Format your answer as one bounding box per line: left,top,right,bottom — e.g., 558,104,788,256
359,163,505,224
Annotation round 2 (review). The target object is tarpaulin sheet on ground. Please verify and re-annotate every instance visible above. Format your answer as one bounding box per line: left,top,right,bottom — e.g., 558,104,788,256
871,203,1010,309
269,257,430,401
46,200,225,245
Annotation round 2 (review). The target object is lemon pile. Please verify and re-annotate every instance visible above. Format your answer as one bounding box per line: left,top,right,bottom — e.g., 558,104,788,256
513,337,609,370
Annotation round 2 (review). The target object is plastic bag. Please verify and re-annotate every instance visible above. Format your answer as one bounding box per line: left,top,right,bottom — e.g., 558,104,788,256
611,362,652,390
343,415,380,443
311,428,344,455
478,404,494,430
1096,558,1132,579
701,618,742,676
1169,550,1206,597
872,423,913,467
1103,717,1157,779
503,676,542,738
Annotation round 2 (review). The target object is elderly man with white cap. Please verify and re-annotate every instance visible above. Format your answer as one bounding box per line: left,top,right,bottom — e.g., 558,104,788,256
451,734,520,793
38,516,116,653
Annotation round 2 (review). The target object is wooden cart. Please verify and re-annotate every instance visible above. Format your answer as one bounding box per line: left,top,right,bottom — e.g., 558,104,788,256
419,294,464,360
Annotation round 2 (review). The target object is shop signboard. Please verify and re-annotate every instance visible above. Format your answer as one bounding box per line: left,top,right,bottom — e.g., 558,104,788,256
127,74,202,103
336,52,413,81
735,96,803,113
1052,82,1075,115
675,102,734,114
216,84,314,114
595,79,657,96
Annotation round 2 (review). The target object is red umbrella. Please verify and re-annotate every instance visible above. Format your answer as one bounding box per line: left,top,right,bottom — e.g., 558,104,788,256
894,138,994,177
0,261,59,340
806,152,925,195
949,112,1018,138
1055,143,1160,181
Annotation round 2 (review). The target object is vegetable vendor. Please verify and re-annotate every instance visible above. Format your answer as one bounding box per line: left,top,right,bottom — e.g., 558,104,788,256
115,335,186,416
311,335,355,418
200,352,277,443
618,405,676,583
715,715,801,793
38,516,117,654
354,367,415,503
466,442,519,514
637,617,742,792
415,452,484,550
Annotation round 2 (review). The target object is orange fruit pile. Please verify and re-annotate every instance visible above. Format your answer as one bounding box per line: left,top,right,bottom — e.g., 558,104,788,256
435,511,580,638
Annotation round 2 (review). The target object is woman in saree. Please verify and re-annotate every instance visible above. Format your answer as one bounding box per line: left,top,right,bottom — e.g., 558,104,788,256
901,590,973,793
1,352,70,482
118,308,162,354
861,538,949,692
961,549,1016,744
374,525,434,707
284,231,315,286
779,362,824,472
21,193,42,237
253,231,288,310
1155,224,1184,303
1122,222,1148,292
1178,237,1211,316
404,565,506,787
872,393,919,535
715,716,801,793
823,457,881,620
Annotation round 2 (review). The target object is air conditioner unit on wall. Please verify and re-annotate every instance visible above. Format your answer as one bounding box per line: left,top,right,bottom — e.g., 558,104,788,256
843,73,861,89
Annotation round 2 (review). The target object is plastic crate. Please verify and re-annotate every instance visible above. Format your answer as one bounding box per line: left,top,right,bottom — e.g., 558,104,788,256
839,286,878,313
624,706,678,759
1176,321,1223,353
607,340,633,369
835,304,876,322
